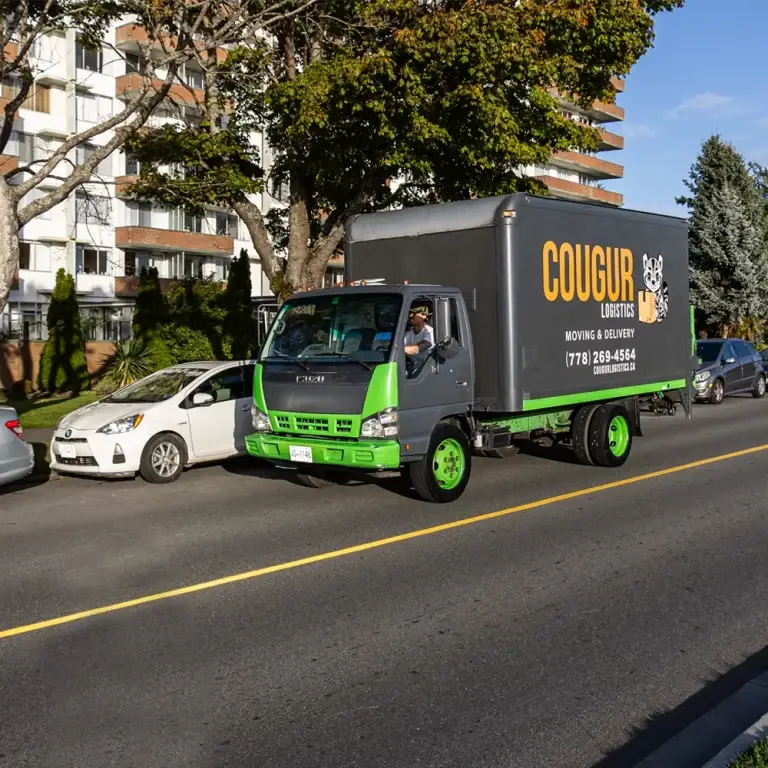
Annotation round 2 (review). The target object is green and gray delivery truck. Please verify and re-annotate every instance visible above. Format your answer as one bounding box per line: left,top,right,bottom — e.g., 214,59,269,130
245,193,692,502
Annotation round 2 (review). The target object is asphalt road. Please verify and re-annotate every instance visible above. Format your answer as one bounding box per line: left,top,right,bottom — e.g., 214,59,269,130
1,398,768,768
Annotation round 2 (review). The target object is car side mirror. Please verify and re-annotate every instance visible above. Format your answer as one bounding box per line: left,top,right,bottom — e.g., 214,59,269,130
724,357,736,365
435,297,452,346
192,392,214,407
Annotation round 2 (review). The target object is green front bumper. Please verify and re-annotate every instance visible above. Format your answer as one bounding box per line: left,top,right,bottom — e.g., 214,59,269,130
245,433,401,470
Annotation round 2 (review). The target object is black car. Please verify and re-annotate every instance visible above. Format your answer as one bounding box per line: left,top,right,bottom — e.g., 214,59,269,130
693,338,766,404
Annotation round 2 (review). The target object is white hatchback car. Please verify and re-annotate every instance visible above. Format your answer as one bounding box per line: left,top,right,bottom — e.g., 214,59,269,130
50,361,256,483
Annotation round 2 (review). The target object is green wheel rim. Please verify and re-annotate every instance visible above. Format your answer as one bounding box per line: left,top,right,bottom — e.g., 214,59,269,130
608,414,630,458
432,438,465,490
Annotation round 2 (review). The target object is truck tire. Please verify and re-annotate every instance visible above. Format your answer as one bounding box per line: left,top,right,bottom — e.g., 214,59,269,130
295,470,335,489
709,378,725,404
587,403,633,468
571,404,599,466
409,423,472,503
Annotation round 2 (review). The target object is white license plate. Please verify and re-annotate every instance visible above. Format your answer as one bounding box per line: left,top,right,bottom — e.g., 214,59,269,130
289,445,313,463
59,443,77,459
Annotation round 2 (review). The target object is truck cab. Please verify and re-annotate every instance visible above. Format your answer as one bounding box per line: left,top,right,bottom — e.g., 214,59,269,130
245,283,476,499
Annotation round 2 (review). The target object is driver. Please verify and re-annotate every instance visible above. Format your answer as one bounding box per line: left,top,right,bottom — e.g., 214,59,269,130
404,305,435,356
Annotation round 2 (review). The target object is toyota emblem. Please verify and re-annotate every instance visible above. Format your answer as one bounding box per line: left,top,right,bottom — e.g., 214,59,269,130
64,429,72,438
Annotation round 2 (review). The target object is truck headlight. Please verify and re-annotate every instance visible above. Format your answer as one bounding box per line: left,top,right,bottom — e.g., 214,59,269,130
361,407,399,439
694,370,711,384
251,404,271,432
97,414,144,435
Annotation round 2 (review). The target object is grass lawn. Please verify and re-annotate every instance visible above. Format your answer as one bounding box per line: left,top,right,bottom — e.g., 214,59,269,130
1,392,101,430
729,737,768,767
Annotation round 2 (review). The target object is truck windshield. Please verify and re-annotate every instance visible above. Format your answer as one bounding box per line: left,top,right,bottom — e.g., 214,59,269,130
261,293,402,365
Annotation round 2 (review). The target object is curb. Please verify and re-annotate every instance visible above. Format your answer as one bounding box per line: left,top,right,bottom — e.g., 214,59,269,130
634,671,768,768
703,711,768,767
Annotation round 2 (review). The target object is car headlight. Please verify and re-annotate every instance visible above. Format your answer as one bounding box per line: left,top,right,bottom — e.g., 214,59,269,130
96,414,144,435
695,370,711,383
360,407,399,439
251,404,271,432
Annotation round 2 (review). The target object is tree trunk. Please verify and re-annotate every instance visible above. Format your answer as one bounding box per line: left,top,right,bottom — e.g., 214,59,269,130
0,178,19,316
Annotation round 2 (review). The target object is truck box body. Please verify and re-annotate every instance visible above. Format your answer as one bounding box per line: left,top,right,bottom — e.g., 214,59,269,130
345,194,690,413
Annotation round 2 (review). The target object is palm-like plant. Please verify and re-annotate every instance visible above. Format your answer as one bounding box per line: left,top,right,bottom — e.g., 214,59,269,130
99,339,155,391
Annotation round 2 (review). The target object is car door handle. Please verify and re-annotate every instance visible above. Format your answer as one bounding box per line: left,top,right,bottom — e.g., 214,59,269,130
240,404,251,412
456,380,468,388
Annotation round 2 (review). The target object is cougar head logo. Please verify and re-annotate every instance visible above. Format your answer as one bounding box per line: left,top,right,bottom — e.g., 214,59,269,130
643,253,663,294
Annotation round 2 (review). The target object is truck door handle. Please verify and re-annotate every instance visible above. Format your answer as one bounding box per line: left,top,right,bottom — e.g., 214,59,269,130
456,380,468,388
240,404,251,411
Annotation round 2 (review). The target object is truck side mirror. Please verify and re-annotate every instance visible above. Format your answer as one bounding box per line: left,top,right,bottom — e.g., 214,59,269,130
435,298,452,346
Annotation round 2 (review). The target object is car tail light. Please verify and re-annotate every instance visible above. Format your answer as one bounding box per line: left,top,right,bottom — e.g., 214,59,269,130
5,419,22,439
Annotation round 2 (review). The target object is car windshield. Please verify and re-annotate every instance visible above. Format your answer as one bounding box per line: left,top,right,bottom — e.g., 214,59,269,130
696,341,722,363
104,368,209,403
261,293,402,365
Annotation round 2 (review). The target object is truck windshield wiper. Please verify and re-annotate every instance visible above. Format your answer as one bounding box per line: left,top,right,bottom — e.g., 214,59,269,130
262,351,309,370
312,352,372,371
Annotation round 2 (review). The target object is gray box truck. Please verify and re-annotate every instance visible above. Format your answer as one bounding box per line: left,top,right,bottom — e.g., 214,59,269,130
246,194,692,502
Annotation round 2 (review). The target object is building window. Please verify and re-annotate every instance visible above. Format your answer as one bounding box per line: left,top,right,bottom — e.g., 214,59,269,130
211,257,230,282
184,210,203,233
76,38,103,73
215,211,238,236
184,66,204,90
76,142,112,178
76,191,112,225
76,93,111,123
76,245,110,275
18,241,51,272
184,254,204,279
29,36,51,62
125,52,144,75
269,175,290,203
21,188,52,220
125,200,152,228
125,154,140,175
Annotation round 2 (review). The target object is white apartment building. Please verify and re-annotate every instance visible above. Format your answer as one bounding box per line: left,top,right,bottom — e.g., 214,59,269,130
0,23,345,343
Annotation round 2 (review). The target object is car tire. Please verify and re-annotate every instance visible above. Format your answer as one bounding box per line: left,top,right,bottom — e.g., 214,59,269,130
587,403,633,468
752,374,766,399
408,422,471,503
571,404,600,466
709,378,725,404
140,433,186,484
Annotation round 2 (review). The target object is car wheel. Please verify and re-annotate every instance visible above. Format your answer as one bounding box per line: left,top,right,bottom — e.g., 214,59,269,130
709,378,725,404
752,374,766,399
140,433,186,484
587,403,633,468
408,422,471,503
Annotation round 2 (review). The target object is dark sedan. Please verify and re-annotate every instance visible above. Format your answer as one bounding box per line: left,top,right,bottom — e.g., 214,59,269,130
694,338,766,403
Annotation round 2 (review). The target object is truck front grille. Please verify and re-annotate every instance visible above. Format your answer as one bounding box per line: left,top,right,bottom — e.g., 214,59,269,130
271,412,360,438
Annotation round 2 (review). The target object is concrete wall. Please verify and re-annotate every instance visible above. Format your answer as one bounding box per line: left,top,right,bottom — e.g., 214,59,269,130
0,341,116,391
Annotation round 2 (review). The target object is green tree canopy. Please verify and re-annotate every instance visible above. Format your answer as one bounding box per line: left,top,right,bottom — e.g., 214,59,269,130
127,0,684,299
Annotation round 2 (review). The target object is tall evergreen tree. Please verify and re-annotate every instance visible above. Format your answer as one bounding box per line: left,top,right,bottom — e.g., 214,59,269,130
38,269,90,393
225,249,255,359
690,183,768,338
132,266,173,370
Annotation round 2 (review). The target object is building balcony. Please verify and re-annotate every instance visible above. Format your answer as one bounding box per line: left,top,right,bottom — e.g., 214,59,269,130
611,76,625,93
116,73,204,107
114,275,176,298
115,23,227,63
0,155,17,173
598,129,624,151
115,226,234,256
115,176,137,197
4,42,18,61
537,175,623,207
548,88,625,123
551,151,624,181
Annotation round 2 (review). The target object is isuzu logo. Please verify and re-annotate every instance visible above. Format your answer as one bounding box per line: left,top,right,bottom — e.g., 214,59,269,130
296,375,325,383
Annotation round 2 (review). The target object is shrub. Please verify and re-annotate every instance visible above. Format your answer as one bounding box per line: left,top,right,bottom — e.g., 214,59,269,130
37,269,90,394
99,339,155,390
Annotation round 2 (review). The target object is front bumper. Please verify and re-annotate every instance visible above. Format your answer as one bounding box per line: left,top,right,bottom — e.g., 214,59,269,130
693,377,713,398
49,428,145,476
245,433,401,470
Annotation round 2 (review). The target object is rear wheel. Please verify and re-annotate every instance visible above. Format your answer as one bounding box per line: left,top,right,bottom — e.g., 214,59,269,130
709,378,725,404
409,423,471,503
752,374,766,399
571,404,599,466
587,403,633,468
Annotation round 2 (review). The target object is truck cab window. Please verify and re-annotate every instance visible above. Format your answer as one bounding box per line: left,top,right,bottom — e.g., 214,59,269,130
405,299,436,379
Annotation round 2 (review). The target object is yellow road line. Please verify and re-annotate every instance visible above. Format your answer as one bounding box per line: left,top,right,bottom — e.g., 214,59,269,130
2,443,767,641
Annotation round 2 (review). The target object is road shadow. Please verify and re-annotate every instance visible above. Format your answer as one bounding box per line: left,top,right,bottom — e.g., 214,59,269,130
594,643,768,768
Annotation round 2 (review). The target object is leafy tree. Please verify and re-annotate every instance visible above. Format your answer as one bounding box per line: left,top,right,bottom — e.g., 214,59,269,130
127,0,684,300
38,269,89,393
165,277,228,360
0,0,316,315
689,183,768,338
225,249,255,359
132,267,173,370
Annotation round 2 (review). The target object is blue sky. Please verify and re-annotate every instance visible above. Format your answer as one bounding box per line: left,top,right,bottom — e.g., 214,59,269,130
614,0,767,216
